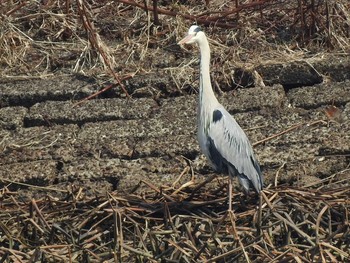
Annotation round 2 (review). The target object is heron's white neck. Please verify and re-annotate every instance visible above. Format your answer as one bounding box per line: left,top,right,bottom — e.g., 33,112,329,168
198,35,218,107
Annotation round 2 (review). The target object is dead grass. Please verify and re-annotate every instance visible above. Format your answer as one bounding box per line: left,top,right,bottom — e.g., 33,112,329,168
0,0,349,81
1,1,350,262
0,176,349,262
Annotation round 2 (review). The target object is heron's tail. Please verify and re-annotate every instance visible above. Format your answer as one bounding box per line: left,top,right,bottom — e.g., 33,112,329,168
237,174,251,194
237,173,262,194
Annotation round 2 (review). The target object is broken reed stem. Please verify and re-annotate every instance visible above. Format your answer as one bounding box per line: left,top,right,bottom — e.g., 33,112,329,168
253,120,327,146
76,0,130,98
73,74,134,107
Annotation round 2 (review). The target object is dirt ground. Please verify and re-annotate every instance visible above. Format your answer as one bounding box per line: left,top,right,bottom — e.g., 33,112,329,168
1,58,349,198
0,1,350,262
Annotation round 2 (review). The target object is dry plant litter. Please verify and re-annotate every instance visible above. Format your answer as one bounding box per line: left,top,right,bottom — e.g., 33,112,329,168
1,0,350,262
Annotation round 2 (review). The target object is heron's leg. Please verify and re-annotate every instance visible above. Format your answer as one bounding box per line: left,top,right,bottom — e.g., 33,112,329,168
228,176,233,211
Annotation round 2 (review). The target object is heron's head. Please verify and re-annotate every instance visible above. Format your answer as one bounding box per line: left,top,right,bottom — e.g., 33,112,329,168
178,25,204,45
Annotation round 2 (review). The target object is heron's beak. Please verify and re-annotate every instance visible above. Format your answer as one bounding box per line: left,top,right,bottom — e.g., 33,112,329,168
178,34,193,45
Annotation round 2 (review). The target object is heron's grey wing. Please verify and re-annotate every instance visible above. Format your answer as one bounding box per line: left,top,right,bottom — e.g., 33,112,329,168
207,108,263,192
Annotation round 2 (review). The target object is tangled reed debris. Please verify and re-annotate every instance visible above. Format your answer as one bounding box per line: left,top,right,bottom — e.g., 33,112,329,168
0,179,349,262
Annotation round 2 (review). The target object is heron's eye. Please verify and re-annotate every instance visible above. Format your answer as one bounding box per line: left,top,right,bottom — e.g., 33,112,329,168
193,26,201,33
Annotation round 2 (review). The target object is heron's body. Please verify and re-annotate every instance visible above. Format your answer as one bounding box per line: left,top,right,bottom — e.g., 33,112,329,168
178,26,263,209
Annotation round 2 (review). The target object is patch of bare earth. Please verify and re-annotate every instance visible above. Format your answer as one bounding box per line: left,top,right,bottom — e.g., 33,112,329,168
0,0,350,262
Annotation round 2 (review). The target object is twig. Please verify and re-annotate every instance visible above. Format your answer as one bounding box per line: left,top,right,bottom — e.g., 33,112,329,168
274,162,286,187
253,120,326,146
253,122,304,146
315,204,329,244
0,178,68,193
73,73,134,107
5,1,27,16
141,180,175,202
121,243,153,258
31,198,51,229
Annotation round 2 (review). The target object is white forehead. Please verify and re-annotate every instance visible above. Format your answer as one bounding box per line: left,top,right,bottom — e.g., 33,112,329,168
188,25,201,34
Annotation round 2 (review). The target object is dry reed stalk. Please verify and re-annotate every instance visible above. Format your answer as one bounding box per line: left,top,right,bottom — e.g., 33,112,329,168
1,177,349,261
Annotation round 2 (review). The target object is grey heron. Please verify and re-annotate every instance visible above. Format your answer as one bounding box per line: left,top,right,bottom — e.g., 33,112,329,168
178,25,263,211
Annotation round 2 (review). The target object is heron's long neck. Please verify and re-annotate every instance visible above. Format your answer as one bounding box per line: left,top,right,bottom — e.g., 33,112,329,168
198,36,218,111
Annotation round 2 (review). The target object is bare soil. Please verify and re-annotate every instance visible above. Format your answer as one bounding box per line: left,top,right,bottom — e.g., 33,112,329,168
1,66,349,197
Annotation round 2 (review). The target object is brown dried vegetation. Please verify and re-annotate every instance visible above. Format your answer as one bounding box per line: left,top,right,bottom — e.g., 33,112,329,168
1,178,350,262
0,0,350,262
